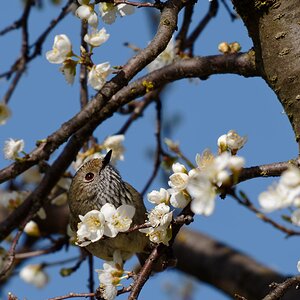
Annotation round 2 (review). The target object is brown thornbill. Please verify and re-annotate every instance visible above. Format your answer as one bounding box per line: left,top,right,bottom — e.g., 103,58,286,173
68,150,149,261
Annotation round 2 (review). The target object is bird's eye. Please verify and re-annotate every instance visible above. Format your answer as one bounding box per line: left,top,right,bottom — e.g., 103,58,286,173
84,172,94,181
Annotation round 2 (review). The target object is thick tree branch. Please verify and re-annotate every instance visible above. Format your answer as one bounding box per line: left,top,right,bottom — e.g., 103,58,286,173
0,51,258,184
174,227,300,300
231,0,300,150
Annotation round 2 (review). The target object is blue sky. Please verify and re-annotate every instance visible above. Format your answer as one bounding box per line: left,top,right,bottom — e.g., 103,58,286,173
0,1,299,299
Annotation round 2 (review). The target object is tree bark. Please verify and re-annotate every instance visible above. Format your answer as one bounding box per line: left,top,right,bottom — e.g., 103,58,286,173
231,0,300,152
174,228,300,299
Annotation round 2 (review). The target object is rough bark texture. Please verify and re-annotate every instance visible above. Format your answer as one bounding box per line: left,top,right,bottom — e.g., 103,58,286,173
174,228,300,300
231,0,300,151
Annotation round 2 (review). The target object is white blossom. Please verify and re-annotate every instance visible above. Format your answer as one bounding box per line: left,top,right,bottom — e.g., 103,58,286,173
297,261,300,273
259,166,300,213
20,264,48,288
102,134,125,163
147,38,175,72
148,203,173,228
84,28,110,48
99,283,118,300
172,162,187,174
0,102,11,125
187,173,217,216
169,190,190,208
59,59,77,84
168,172,189,191
195,149,215,171
88,62,111,90
99,2,134,24
140,225,171,246
279,166,300,189
217,130,247,154
24,220,40,237
96,251,124,300
147,188,170,205
3,138,24,160
291,209,300,226
258,184,294,212
0,190,27,210
75,3,98,27
101,203,135,238
46,34,72,64
76,210,105,246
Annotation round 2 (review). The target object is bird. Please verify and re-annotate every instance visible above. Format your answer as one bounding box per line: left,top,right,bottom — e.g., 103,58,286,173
68,150,149,262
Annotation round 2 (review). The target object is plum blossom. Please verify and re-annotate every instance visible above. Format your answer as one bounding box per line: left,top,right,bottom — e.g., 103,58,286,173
217,130,247,154
291,209,300,226
84,28,110,48
3,138,24,160
20,264,48,288
45,34,72,64
147,188,170,205
190,152,244,215
147,203,173,228
147,38,175,72
76,210,105,246
102,134,125,163
24,220,40,237
96,251,124,300
76,0,98,27
60,59,77,84
88,62,111,90
139,225,172,246
101,203,135,238
169,190,190,208
99,2,134,24
259,166,300,213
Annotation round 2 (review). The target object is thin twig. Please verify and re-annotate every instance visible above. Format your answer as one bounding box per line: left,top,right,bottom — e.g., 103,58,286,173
1,0,33,104
0,213,33,280
185,0,219,54
15,236,68,259
229,189,300,237
88,254,95,300
175,1,195,53
48,292,95,300
117,94,155,135
141,95,164,196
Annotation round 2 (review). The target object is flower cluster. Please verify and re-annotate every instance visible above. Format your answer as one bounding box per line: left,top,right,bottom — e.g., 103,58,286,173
72,134,125,171
140,133,245,245
46,0,135,89
0,190,46,220
76,0,134,26
259,166,300,224
140,201,173,246
96,250,130,300
76,203,135,247
46,31,111,89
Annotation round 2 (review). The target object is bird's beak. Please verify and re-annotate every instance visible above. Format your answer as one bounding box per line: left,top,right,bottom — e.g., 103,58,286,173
102,149,112,168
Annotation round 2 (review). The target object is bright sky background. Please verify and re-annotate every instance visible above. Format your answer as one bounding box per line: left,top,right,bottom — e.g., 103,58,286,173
0,1,299,299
